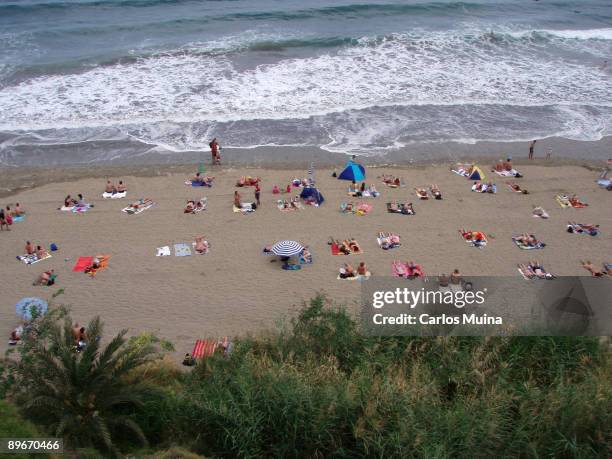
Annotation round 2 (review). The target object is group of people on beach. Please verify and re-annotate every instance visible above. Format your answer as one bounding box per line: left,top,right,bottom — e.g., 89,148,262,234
0,203,24,230
105,180,127,194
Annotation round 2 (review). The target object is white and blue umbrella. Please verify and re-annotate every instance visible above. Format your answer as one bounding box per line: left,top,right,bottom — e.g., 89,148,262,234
271,240,304,257
15,297,48,320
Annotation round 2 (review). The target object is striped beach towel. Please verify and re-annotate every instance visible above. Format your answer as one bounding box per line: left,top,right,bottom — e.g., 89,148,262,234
192,339,218,359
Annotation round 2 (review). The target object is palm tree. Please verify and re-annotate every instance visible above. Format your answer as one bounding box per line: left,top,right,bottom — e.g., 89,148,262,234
9,314,159,456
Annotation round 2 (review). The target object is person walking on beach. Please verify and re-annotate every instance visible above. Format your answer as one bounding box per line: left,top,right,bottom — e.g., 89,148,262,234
209,138,221,165
528,140,536,160
254,182,261,206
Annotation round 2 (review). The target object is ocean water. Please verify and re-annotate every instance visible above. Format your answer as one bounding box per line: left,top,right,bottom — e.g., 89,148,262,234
0,0,611,164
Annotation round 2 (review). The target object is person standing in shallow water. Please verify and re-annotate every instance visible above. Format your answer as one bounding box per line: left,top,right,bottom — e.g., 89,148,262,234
528,140,536,160
209,138,221,165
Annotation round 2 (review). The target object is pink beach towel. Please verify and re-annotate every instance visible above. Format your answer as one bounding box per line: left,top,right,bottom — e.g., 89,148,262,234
192,339,218,359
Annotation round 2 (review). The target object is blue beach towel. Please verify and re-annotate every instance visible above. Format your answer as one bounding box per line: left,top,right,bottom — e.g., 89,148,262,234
174,243,192,257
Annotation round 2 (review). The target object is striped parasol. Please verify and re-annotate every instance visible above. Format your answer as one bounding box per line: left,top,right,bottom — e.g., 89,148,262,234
271,240,304,257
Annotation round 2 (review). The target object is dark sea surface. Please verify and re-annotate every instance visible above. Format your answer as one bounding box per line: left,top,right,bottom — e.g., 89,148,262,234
0,0,611,165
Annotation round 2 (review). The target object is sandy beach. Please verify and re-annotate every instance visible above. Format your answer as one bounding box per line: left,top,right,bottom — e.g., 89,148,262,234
1,162,610,356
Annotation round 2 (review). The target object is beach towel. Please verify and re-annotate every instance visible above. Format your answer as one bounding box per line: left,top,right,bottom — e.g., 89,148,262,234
102,191,126,199
73,256,94,272
494,169,522,178
17,252,51,265
555,195,571,208
122,199,155,214
192,339,217,359
13,215,25,222
512,236,545,250
337,271,371,281
597,178,611,188
233,203,255,213
392,261,408,278
59,206,74,212
174,243,192,257
282,263,301,270
156,246,171,257
567,224,599,236
532,207,549,219
185,180,212,187
355,203,372,215
361,189,380,198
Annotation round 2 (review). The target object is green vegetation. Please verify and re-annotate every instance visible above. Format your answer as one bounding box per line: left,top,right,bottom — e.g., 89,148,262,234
2,295,610,458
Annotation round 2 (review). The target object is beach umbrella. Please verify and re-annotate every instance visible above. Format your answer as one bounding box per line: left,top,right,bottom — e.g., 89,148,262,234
15,297,48,320
271,240,304,257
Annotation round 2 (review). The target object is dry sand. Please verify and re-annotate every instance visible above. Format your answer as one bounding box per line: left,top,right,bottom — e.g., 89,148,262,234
1,164,610,356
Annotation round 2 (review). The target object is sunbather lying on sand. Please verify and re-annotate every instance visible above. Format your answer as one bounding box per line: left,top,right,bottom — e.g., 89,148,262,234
9,326,23,345
129,198,153,209
84,257,101,274
185,200,196,213
329,238,351,255
236,176,261,187
430,184,442,200
567,222,599,236
381,175,402,187
514,233,540,248
406,261,424,278
459,229,487,246
191,173,214,185
415,187,428,199
194,235,209,254
348,238,362,253
569,195,588,207
532,206,549,218
64,195,78,207
508,181,528,194
519,261,554,280
33,269,56,286
387,201,414,214
581,260,605,277
379,232,401,250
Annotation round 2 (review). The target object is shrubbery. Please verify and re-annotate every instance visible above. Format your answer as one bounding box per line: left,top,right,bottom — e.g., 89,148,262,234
2,294,610,458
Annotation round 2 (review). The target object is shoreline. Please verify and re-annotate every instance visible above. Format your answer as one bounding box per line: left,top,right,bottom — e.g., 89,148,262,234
0,154,608,200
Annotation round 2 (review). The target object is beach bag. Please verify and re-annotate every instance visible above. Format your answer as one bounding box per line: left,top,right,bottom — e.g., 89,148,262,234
50,243,58,251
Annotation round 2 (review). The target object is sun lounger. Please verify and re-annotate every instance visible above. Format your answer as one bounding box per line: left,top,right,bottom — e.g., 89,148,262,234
17,252,51,265
174,243,192,257
102,191,126,199
512,236,545,250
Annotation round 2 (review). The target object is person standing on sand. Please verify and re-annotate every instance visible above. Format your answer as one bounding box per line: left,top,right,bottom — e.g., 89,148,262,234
529,140,536,160
254,182,261,206
209,138,221,165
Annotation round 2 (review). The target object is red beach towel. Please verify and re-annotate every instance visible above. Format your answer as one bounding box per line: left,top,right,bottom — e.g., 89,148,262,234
192,339,218,359
72,256,94,272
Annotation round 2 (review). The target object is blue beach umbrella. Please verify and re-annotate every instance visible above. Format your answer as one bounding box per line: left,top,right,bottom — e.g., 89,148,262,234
271,240,304,257
15,297,48,320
